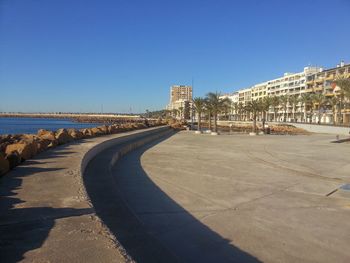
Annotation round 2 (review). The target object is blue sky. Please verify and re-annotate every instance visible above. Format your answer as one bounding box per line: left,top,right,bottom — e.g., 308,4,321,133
1,0,350,113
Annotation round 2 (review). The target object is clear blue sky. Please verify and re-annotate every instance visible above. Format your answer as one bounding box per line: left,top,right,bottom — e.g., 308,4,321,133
1,0,350,113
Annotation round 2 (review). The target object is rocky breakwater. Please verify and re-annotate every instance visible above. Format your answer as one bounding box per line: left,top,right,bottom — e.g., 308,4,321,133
0,120,165,177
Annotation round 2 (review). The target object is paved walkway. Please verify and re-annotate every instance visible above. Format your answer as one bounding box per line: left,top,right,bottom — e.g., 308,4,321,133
111,132,350,263
0,128,165,263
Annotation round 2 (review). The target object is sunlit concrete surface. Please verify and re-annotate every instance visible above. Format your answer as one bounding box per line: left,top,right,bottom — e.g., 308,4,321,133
0,127,167,263
112,131,350,263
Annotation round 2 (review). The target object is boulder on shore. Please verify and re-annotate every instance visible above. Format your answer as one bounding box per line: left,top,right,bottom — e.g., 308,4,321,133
55,129,73,145
97,125,109,134
38,129,58,147
67,129,83,140
0,154,10,176
38,129,56,141
108,125,119,134
80,128,93,137
5,142,34,161
90,127,104,136
6,152,21,169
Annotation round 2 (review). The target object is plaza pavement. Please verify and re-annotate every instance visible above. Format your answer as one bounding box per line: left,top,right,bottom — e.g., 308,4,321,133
111,131,350,262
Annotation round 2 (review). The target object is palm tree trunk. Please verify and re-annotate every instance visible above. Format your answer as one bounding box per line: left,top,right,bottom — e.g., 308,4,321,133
198,113,201,131
318,109,321,124
262,111,266,131
208,112,212,131
253,113,257,132
213,113,217,132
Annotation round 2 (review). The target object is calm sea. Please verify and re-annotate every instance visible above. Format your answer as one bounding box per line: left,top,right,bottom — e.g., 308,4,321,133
0,117,101,135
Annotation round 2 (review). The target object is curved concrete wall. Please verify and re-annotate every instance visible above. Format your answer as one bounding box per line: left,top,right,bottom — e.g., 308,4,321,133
81,125,172,178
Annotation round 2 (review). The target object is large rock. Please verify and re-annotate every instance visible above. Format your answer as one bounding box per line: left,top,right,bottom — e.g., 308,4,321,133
0,142,10,153
55,129,73,145
38,129,56,141
97,125,109,134
80,128,93,137
67,129,83,140
0,154,10,176
38,129,58,147
6,152,21,169
5,142,34,161
108,125,119,134
90,127,104,136
37,138,51,152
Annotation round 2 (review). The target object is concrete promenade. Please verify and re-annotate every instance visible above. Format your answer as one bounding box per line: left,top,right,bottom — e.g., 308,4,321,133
0,126,169,263
1,128,350,262
110,132,350,262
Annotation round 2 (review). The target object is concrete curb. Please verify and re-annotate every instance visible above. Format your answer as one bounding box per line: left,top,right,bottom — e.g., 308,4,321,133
81,126,177,262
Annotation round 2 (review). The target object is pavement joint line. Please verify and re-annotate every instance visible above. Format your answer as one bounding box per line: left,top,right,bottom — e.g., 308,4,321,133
244,148,343,182
326,188,339,197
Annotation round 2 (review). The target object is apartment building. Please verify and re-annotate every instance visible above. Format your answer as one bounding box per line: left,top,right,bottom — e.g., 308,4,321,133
167,85,193,120
238,88,252,105
230,62,349,124
306,61,350,124
219,92,239,120
251,82,268,100
169,85,193,104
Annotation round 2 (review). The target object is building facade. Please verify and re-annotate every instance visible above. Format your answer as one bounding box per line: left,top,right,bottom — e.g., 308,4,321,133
229,62,349,125
167,85,193,120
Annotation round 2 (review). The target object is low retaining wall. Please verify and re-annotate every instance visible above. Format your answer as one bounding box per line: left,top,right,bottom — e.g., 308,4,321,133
288,123,350,135
81,125,172,174
82,126,177,262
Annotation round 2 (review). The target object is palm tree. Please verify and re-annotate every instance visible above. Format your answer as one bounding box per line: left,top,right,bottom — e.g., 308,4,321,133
178,106,184,121
300,93,311,122
192,97,206,132
232,102,239,121
334,76,350,124
335,75,350,99
279,95,289,122
311,93,326,124
246,100,261,133
288,94,299,122
327,96,338,125
261,97,272,130
204,98,213,131
222,98,232,120
238,102,244,121
244,105,251,122
171,108,179,119
206,92,230,133
271,96,280,122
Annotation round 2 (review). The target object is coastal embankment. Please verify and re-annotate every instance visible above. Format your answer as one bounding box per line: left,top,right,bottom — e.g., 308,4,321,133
0,119,166,177
0,113,146,124
0,125,173,262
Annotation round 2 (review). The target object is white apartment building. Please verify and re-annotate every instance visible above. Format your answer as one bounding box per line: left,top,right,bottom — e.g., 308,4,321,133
265,67,322,121
219,92,239,120
251,82,268,100
166,85,193,120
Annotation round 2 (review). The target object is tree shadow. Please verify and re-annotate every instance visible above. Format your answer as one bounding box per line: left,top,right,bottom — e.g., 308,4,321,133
84,133,261,263
0,144,94,263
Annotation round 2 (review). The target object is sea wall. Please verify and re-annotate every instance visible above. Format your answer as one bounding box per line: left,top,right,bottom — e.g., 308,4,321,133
0,120,166,176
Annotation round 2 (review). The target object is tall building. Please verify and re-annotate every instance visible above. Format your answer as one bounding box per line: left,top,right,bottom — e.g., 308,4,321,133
167,85,193,120
169,85,193,103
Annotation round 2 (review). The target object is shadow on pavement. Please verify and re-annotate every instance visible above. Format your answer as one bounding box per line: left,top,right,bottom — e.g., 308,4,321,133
0,144,94,263
84,132,261,263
